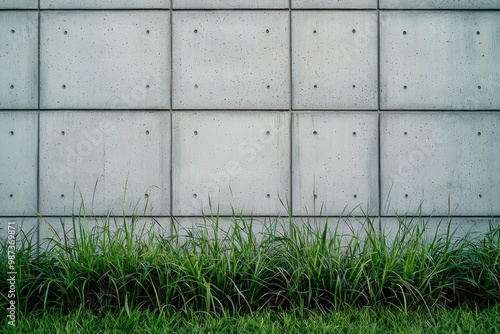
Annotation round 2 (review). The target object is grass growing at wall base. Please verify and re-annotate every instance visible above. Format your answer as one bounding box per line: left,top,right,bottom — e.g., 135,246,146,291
1,214,499,319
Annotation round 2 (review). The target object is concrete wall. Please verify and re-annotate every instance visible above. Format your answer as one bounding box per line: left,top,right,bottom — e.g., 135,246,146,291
1,1,499,247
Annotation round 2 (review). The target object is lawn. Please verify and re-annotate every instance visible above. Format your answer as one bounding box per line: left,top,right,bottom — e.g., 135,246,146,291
1,214,499,332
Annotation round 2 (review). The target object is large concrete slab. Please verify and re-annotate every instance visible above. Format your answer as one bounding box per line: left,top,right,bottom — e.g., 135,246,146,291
380,0,500,9
382,217,500,243
172,11,290,109
39,111,171,216
0,0,37,9
0,112,38,216
40,11,170,109
292,11,378,110
41,0,169,9
0,218,38,250
292,112,379,216
0,12,38,109
39,216,170,251
380,11,500,110
292,0,377,8
381,112,500,216
173,0,287,8
172,112,290,216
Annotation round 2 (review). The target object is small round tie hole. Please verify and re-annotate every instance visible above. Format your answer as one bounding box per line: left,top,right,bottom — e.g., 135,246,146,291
353,194,357,199
193,194,197,198
314,194,318,199
194,130,198,135
10,85,14,89
405,194,409,198
313,30,317,34
146,85,150,89
479,194,482,198
9,194,13,198
478,132,481,136
403,31,407,35
266,29,269,33
352,29,356,33
352,85,356,88
146,130,150,135
9,131,14,135
11,29,15,33
266,194,270,198
146,30,150,34
145,194,149,198
353,132,356,136
194,29,198,34
60,194,65,198
267,85,270,89
478,86,481,89
194,84,198,88
266,131,270,135
62,84,66,89
61,131,66,135
313,131,317,135
64,30,68,35
476,31,480,35
314,84,317,88
404,131,408,135
403,85,407,90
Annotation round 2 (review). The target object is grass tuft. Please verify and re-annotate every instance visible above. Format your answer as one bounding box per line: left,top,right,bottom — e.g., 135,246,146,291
1,213,499,318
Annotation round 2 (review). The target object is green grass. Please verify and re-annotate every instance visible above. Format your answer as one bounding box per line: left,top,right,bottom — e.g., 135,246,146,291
1,213,499,329
3,306,500,333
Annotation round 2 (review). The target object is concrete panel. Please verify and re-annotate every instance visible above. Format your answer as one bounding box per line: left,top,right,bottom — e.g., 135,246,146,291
172,112,290,216
39,111,170,216
380,0,500,9
40,11,170,109
292,112,379,216
41,0,169,9
0,0,37,9
172,11,290,109
381,112,500,216
39,216,170,250
380,11,500,110
0,218,38,249
382,217,500,243
292,0,377,8
292,11,378,110
173,0,287,8
0,12,38,109
0,112,38,216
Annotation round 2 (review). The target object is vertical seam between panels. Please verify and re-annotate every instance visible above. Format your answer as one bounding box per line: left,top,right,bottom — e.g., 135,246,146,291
169,2,174,236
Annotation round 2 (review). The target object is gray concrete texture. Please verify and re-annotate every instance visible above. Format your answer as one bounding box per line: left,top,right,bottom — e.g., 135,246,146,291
1,4,499,248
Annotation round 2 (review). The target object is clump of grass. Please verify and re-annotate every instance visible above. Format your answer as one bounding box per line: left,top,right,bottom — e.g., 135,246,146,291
1,213,499,317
